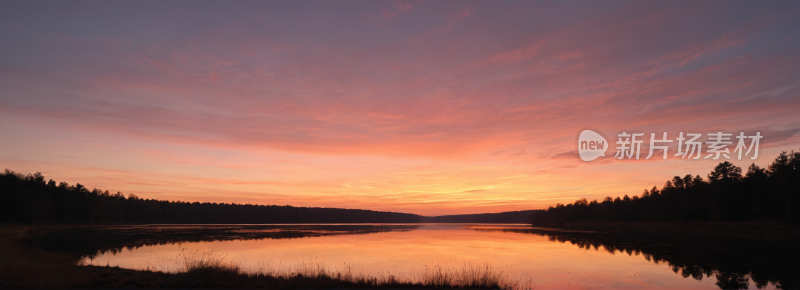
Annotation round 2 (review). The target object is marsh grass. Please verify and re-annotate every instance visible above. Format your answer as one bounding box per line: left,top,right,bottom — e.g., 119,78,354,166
134,248,522,289
415,260,509,289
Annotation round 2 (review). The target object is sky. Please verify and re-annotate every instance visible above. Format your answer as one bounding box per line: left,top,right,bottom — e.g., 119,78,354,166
1,1,799,216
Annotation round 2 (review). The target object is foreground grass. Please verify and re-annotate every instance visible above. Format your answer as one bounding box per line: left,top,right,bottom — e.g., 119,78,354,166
103,249,515,289
1,225,520,289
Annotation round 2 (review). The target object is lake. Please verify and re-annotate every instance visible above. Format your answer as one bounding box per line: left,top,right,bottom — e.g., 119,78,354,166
71,224,796,290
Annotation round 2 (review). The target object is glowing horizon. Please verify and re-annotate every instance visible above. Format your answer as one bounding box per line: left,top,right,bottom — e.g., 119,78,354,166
1,1,799,216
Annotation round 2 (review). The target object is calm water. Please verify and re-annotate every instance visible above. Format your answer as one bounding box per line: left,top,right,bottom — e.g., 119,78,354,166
77,224,796,290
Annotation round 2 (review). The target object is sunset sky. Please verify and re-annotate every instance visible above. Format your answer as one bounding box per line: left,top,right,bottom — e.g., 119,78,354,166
1,1,799,216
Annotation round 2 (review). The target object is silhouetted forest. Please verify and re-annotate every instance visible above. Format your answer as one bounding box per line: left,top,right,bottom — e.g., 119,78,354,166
0,171,420,224
5,150,799,225
532,151,800,226
421,210,538,223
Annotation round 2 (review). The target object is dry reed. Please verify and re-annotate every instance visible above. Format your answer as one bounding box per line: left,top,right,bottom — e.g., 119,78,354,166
142,248,524,289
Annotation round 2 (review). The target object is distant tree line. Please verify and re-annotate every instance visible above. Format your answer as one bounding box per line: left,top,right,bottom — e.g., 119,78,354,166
532,151,800,226
0,171,420,224
421,210,538,223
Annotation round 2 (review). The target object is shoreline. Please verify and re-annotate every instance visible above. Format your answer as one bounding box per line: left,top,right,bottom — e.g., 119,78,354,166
0,225,513,289
530,220,800,240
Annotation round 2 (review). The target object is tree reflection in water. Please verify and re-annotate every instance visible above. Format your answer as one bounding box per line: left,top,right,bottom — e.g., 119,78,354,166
474,227,798,290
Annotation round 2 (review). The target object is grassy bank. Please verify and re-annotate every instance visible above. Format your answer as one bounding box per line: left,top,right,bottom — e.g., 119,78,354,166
0,225,517,289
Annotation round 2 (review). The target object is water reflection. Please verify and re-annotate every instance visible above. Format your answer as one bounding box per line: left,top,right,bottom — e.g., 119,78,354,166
24,224,799,290
475,227,799,290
